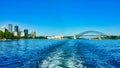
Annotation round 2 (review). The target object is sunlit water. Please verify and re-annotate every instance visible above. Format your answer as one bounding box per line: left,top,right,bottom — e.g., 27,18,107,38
0,39,120,68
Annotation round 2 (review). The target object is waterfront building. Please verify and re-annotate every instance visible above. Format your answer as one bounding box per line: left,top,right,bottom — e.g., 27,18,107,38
30,31,36,38
14,31,19,36
14,26,18,32
8,24,12,33
20,31,25,37
1,26,7,32
24,29,28,37
47,35,64,40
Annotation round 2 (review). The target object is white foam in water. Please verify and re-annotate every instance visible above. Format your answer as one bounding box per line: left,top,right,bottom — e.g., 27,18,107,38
67,57,84,68
40,50,63,68
40,41,86,68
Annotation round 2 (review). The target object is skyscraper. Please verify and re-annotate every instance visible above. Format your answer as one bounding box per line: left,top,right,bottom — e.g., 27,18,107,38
1,25,7,32
20,31,25,37
14,31,19,36
24,29,28,37
8,24,12,33
30,31,36,38
14,26,18,32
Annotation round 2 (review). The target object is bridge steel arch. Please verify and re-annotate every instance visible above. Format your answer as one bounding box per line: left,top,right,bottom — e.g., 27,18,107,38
77,30,107,38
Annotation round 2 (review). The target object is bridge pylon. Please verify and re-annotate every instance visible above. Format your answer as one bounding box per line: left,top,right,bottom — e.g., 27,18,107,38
98,35,101,40
74,34,77,39
108,33,111,39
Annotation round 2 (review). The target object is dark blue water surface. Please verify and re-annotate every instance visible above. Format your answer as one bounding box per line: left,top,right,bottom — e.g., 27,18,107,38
0,40,120,68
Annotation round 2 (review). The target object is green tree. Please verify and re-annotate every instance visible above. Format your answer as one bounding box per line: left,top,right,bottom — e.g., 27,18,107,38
0,31,4,39
4,32,13,39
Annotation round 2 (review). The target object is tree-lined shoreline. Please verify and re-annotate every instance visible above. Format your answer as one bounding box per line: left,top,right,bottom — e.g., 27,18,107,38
0,30,120,41
0,30,47,41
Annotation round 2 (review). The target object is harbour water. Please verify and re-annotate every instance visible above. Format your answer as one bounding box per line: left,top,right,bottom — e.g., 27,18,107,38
0,40,120,68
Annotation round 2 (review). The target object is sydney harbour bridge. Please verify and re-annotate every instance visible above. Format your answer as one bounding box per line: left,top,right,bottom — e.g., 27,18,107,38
64,30,108,40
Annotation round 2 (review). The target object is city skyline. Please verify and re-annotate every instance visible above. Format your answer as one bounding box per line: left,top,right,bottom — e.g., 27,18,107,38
0,24,36,38
0,0,120,36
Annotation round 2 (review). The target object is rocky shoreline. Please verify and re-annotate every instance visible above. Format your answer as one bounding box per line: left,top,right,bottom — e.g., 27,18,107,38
0,39,12,42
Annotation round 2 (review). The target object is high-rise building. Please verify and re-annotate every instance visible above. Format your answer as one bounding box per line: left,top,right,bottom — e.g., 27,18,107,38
24,29,28,37
1,26,7,32
8,24,12,33
20,31,25,37
14,26,18,32
30,31,36,38
14,31,19,36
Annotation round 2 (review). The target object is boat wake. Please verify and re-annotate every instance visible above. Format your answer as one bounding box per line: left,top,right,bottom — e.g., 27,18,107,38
40,41,86,68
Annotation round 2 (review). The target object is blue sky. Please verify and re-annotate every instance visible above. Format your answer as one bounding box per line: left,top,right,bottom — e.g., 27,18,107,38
0,0,120,36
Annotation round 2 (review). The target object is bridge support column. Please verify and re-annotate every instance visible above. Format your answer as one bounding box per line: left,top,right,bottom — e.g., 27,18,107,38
74,34,77,39
98,35,101,40
108,33,111,39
